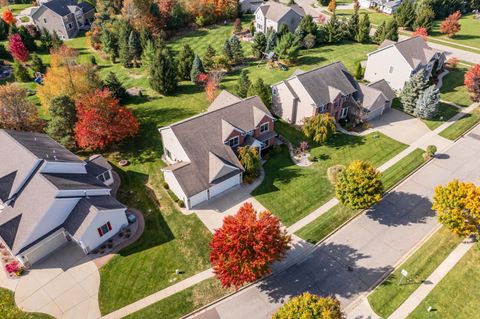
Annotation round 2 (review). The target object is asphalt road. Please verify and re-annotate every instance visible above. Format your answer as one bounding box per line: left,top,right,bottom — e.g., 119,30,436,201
189,125,480,319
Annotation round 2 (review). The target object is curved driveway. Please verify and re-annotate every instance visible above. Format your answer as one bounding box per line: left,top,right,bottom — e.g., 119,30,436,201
190,125,480,319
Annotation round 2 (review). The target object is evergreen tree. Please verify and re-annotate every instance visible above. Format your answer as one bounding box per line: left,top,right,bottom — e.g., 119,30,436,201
203,44,216,69
251,32,267,59
190,55,205,83
176,43,195,80
296,15,317,41
229,36,244,64
18,26,36,51
0,18,8,41
141,40,156,68
274,32,300,63
40,27,53,51
278,23,290,38
45,95,77,148
31,54,45,73
265,30,277,52
128,31,141,67
0,43,9,59
372,21,386,44
355,13,371,43
101,28,118,62
223,39,233,61
353,61,363,80
324,13,343,43
413,6,435,31
235,70,251,98
400,70,428,114
347,10,360,41
118,20,132,68
51,31,63,50
415,85,439,119
104,72,128,101
150,48,177,95
385,19,399,41
13,60,30,82
247,78,271,107
395,0,416,29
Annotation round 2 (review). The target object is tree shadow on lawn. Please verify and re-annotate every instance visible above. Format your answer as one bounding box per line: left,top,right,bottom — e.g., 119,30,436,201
296,55,326,67
257,242,392,304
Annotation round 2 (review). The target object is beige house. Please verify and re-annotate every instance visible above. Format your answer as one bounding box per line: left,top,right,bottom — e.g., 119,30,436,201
364,36,446,91
271,62,396,125
254,1,305,34
159,93,277,209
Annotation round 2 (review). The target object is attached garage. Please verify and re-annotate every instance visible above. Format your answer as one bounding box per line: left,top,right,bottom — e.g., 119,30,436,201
188,190,209,209
367,106,385,121
209,174,241,199
20,229,68,265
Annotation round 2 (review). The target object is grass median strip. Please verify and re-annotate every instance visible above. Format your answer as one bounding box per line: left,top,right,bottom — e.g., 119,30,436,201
368,227,463,318
439,108,480,140
296,148,425,244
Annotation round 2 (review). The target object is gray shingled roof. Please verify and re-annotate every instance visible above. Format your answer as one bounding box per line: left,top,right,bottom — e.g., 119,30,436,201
163,96,273,197
208,90,242,112
85,155,112,177
369,79,396,101
42,173,107,190
42,0,78,16
258,1,304,22
358,80,396,111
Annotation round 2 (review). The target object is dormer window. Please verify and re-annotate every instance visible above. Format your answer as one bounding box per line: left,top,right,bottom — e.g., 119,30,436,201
229,136,239,147
260,122,269,133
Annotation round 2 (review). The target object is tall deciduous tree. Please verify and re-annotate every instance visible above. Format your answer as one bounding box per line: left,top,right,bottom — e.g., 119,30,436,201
336,160,383,209
150,48,177,95
415,85,439,119
251,32,267,59
273,293,344,319
464,64,480,102
45,95,77,148
327,0,337,12
0,84,43,131
303,113,336,144
433,180,480,237
8,33,29,62
75,89,139,150
235,70,251,98
209,202,291,289
440,11,461,38
1,9,15,25
238,146,261,178
400,69,428,114
248,78,272,107
177,43,195,80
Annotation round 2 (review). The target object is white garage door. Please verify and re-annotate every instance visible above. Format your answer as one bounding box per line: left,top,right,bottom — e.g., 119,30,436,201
22,230,68,265
367,107,385,121
209,174,241,198
189,190,209,208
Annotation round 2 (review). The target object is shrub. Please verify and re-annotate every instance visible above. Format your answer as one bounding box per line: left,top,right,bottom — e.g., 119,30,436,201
327,164,345,185
163,182,169,190
89,55,97,65
308,155,316,162
273,145,282,154
446,57,459,69
178,200,185,208
426,145,437,156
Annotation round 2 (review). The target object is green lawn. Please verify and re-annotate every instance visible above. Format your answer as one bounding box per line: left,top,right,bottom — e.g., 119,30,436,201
429,14,480,51
440,67,472,108
368,227,463,318
421,102,460,130
326,9,393,26
253,121,407,227
407,245,479,319
0,288,54,319
0,4,31,15
439,108,480,140
296,148,425,243
125,278,233,319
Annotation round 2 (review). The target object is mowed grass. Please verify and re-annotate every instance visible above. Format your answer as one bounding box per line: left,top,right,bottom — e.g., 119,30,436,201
333,9,393,26
125,278,233,319
421,102,460,130
407,245,479,319
253,121,407,226
0,3,31,15
429,14,480,51
0,288,54,319
296,148,425,243
368,227,463,318
440,67,472,107
439,108,480,140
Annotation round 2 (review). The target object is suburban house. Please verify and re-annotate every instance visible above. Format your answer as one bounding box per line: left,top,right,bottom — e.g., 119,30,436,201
254,1,305,34
240,0,265,13
32,0,95,40
160,94,276,209
359,0,402,14
364,36,446,91
0,129,128,266
271,62,396,125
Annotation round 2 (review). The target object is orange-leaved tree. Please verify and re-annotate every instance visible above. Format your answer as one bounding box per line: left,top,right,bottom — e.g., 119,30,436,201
1,9,16,25
464,64,480,102
412,27,428,40
74,89,139,150
440,11,461,38
210,202,291,289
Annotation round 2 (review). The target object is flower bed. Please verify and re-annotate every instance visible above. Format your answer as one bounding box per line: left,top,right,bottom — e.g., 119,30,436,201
0,243,24,279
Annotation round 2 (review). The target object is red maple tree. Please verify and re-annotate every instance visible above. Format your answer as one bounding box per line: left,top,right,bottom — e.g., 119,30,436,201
440,11,462,38
412,27,428,40
209,202,291,289
1,9,16,25
464,64,480,102
8,34,29,62
75,89,139,150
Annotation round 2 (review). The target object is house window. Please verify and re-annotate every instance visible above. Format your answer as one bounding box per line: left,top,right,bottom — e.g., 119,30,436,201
257,23,262,30
67,23,73,30
319,104,326,113
272,87,278,96
340,107,349,118
165,148,172,160
389,66,394,74
342,95,348,102
43,18,47,23
260,122,269,133
229,136,239,147
97,222,112,237
98,170,111,183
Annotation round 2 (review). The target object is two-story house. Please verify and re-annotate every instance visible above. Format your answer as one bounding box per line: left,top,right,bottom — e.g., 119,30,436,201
32,0,95,40
271,62,396,125
160,93,276,209
364,36,446,91
254,1,305,34
0,129,127,266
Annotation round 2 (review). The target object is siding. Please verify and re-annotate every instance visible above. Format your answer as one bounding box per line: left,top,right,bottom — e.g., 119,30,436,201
277,10,302,33
161,128,190,164
364,47,412,91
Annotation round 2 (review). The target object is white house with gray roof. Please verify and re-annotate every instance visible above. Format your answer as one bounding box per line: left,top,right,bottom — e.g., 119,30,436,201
160,94,276,209
364,36,446,91
0,129,127,266
254,1,305,34
271,62,396,125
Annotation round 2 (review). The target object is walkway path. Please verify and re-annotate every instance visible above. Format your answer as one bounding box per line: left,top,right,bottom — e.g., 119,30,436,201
388,239,474,319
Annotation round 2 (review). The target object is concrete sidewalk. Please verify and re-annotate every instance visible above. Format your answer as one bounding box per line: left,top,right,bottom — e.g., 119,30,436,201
388,239,474,319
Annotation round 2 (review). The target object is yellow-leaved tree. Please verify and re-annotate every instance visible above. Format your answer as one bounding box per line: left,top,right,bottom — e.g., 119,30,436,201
272,293,344,319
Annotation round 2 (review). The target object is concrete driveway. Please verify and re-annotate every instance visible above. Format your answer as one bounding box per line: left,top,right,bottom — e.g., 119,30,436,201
15,243,101,319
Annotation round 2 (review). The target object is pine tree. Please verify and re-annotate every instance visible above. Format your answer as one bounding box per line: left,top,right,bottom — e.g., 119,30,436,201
13,60,30,82
296,15,317,41
150,48,177,95
400,70,428,114
223,39,233,61
355,13,371,43
18,26,36,51
278,23,290,38
118,20,132,68
104,71,128,101
415,85,439,119
265,30,277,52
324,13,343,43
353,61,363,80
274,32,300,63
128,31,141,67
372,21,386,44
40,27,53,51
0,18,8,41
247,78,271,107
229,36,244,64
347,10,360,41
385,19,399,41
31,54,45,73
176,43,195,80
251,32,267,59
190,55,205,83
101,28,118,62
413,6,435,31
203,44,216,69
45,95,77,148
141,40,155,68
235,70,251,98
51,31,63,50
395,0,416,29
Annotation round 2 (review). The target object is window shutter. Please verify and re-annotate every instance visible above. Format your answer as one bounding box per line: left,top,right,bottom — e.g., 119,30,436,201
97,228,103,236
107,222,112,231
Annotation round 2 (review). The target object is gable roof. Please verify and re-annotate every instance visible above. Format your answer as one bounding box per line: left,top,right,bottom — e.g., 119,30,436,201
357,80,396,111
162,96,273,197
42,0,78,16
85,155,112,177
256,1,304,22
208,90,242,112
